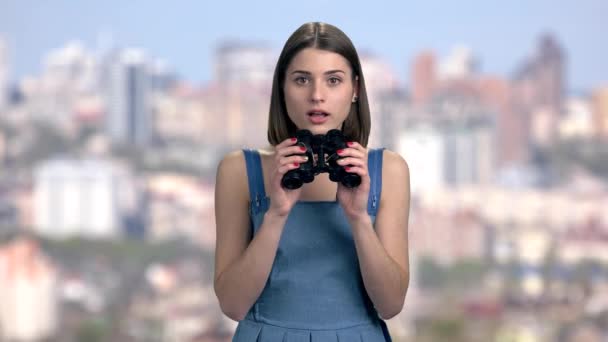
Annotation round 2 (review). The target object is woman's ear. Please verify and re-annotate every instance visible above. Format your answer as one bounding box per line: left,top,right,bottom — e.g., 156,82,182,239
352,75,359,103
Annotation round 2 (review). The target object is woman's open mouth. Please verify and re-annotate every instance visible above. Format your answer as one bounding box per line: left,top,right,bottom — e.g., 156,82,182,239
307,111,330,124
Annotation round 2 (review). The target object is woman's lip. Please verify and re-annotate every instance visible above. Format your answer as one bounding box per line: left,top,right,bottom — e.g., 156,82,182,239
307,110,329,116
308,113,330,124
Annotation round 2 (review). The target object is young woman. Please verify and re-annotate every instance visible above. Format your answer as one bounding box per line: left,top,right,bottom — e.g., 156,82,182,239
214,22,410,342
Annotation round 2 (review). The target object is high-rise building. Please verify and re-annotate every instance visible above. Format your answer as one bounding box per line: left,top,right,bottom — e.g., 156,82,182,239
397,126,445,195
33,158,136,238
212,42,275,148
373,90,408,149
154,90,208,144
149,59,177,92
360,53,400,147
535,34,565,115
105,49,153,146
476,77,526,168
477,77,511,111
0,36,8,110
443,120,496,186
198,84,236,147
360,52,400,97
399,116,496,193
558,97,593,139
512,34,565,150
29,41,100,127
410,51,436,106
592,87,608,139
438,46,478,81
0,237,59,341
214,41,275,88
43,41,98,93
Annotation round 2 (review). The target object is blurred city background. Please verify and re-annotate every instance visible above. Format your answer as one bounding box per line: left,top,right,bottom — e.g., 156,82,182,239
1,1,607,341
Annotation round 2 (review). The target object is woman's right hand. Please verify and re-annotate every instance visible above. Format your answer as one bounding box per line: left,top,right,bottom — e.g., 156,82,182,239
267,137,309,217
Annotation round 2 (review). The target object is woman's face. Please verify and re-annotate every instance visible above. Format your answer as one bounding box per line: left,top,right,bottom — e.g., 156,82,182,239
283,48,358,135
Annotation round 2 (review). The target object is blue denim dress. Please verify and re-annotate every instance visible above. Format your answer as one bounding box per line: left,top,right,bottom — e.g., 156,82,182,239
233,148,391,342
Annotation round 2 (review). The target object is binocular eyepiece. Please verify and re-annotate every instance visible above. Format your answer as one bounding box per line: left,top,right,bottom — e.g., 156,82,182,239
281,129,361,190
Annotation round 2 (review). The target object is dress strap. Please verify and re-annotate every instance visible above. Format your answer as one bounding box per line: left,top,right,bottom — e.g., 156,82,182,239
367,148,385,217
242,149,267,210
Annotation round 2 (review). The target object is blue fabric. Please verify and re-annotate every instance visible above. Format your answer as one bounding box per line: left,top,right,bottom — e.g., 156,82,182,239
366,147,384,217
238,148,390,342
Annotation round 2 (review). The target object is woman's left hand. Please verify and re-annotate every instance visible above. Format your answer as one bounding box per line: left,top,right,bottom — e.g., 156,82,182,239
336,141,370,223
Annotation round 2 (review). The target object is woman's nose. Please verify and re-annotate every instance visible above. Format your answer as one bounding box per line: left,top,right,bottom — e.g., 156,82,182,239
310,82,325,103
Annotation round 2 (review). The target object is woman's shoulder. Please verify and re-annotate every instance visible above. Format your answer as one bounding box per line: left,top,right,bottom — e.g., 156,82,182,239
217,149,246,173
378,148,410,179
376,148,410,204
215,149,255,202
216,147,275,177
216,150,249,192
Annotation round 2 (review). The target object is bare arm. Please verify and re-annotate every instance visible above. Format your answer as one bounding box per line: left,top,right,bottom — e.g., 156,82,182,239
349,150,411,319
213,141,308,321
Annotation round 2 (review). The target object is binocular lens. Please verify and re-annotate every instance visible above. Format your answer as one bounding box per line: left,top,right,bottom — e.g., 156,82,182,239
341,174,361,188
282,176,303,190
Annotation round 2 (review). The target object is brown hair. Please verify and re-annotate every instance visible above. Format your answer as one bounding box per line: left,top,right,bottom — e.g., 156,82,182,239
267,22,371,146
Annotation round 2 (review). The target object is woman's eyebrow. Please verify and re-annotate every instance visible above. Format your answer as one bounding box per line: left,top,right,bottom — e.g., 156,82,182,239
290,70,311,75
324,70,346,75
290,69,346,75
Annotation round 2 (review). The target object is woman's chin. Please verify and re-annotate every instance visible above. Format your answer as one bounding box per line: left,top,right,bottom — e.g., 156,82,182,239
298,125,341,135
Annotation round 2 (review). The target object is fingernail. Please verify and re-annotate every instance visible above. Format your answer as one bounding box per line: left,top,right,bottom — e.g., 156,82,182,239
344,166,351,171
337,149,344,154
302,156,308,161
291,138,297,142
300,146,306,151
293,163,299,167
347,142,354,147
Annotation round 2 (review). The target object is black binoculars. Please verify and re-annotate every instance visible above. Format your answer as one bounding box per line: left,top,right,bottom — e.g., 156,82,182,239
281,129,361,190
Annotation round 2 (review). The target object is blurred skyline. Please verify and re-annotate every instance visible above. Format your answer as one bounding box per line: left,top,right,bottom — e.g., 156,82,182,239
2,2,608,341
1,0,607,92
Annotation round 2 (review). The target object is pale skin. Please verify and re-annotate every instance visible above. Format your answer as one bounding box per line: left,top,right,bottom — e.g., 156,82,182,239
214,48,411,321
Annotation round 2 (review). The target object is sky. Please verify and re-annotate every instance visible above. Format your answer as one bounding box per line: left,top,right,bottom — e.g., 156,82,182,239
1,0,607,93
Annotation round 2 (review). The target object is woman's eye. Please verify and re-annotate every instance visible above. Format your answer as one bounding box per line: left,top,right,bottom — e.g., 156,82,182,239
328,77,342,85
295,77,309,85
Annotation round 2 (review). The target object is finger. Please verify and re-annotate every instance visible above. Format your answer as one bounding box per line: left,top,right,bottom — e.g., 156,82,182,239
345,141,364,151
276,137,299,150
343,165,368,177
337,148,366,159
280,154,309,166
337,157,365,167
277,144,308,159
277,162,302,175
